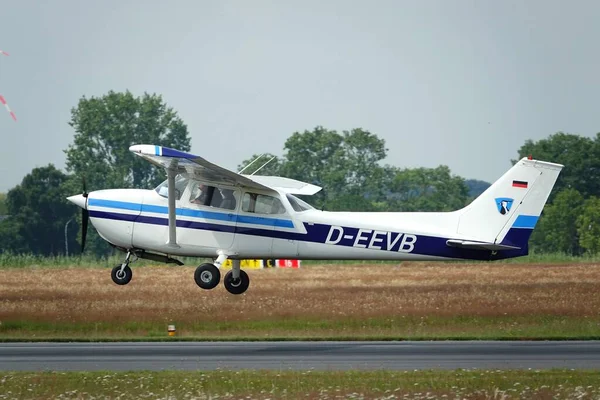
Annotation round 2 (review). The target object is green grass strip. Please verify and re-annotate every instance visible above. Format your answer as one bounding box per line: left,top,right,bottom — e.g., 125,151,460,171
1,369,600,399
2,315,600,341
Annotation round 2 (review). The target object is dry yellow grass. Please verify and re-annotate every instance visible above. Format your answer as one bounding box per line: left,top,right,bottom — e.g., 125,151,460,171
1,262,600,325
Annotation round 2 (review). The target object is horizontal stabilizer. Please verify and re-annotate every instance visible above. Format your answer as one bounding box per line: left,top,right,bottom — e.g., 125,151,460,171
446,239,521,251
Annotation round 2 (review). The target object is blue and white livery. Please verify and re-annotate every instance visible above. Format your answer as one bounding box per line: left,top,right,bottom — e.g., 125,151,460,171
67,144,563,295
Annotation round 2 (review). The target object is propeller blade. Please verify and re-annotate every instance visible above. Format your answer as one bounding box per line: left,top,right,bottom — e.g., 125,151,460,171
81,208,88,254
82,176,88,198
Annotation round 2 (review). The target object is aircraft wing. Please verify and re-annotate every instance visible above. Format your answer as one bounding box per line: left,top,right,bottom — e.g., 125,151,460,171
129,144,322,195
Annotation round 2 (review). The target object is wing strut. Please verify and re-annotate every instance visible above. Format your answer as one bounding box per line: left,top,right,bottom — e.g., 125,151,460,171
166,163,179,248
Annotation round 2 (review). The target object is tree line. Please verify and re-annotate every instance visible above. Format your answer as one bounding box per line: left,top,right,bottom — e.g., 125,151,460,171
0,90,598,257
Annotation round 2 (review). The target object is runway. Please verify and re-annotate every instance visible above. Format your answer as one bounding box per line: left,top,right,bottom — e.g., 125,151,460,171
1,341,599,371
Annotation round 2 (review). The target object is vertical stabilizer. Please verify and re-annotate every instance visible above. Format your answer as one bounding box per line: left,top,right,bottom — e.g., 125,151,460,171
455,157,563,249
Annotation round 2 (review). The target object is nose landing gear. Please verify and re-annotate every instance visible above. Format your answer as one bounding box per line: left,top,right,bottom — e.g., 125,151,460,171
111,250,135,285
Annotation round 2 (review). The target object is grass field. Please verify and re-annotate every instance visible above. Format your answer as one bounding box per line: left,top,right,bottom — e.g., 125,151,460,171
1,369,599,399
2,261,600,340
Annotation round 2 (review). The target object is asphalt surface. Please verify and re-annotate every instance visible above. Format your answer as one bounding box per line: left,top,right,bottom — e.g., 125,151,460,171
1,341,599,371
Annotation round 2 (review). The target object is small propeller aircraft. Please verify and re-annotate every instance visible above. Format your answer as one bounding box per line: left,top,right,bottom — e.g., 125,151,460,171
67,144,563,295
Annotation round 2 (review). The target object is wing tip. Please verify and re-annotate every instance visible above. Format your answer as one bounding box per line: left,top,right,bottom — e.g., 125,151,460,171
130,144,200,160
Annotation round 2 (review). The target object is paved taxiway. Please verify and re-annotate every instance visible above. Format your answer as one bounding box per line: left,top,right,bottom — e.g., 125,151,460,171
1,341,599,371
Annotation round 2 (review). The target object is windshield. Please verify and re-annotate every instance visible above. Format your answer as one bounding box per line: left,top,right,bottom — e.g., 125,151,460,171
154,174,189,200
286,194,315,212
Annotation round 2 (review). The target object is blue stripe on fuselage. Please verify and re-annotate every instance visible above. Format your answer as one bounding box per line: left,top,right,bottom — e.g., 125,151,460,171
88,198,294,228
88,198,142,212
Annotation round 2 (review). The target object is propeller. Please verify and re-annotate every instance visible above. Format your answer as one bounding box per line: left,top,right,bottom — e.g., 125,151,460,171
81,176,89,254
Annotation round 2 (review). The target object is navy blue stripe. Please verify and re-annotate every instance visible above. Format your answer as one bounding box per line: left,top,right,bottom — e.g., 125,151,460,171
161,146,198,159
90,211,139,222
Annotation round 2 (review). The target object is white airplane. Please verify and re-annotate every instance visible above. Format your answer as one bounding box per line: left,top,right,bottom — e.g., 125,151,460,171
67,144,563,295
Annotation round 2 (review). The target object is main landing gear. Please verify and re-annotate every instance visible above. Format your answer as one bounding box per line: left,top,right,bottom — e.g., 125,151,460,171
194,255,249,295
110,249,249,294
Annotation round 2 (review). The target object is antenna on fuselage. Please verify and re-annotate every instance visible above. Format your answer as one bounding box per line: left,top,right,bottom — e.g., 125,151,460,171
250,156,276,176
238,154,265,174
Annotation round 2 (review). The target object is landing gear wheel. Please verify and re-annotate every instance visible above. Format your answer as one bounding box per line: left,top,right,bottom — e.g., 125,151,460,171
224,270,250,295
111,264,132,285
194,263,221,290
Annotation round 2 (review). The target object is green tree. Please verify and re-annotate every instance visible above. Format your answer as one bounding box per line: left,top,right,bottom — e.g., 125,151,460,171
279,126,387,210
237,126,475,213
385,165,470,212
465,179,490,199
577,196,600,255
64,90,191,192
514,132,600,200
0,193,7,215
528,188,585,255
63,90,192,256
0,165,78,256
279,126,345,206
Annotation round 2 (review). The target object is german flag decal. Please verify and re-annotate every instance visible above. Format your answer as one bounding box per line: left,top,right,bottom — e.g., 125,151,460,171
512,180,528,188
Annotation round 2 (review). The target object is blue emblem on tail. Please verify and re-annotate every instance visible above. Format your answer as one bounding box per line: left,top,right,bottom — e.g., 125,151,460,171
495,197,513,215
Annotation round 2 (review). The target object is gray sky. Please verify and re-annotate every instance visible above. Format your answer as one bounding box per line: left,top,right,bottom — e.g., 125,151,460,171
0,0,598,192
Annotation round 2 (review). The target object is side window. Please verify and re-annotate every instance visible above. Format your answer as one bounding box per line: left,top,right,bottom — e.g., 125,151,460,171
188,181,237,210
189,182,213,206
242,192,286,215
219,189,237,210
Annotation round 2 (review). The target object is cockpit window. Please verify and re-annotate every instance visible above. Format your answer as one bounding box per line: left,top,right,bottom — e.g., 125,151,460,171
286,194,314,212
154,174,189,200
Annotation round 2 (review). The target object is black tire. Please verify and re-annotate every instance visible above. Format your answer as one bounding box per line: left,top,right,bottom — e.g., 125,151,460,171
224,269,250,295
194,263,221,289
111,264,132,285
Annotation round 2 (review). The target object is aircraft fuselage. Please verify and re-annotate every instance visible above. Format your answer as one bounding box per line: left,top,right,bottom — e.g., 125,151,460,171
75,185,530,263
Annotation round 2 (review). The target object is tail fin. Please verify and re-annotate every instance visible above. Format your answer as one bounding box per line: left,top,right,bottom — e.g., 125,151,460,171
455,157,563,252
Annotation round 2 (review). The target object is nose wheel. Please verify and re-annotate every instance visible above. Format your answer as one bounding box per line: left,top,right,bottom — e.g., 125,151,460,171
111,250,135,285
111,264,132,285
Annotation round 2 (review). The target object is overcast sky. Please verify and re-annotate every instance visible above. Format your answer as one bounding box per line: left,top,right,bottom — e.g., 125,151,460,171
0,0,598,192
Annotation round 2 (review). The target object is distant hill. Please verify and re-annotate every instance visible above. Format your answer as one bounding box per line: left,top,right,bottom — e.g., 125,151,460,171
465,179,491,198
